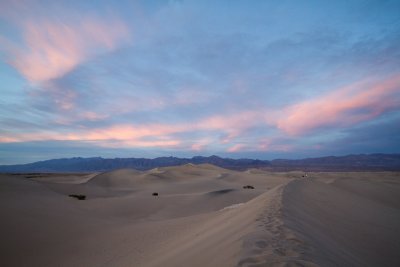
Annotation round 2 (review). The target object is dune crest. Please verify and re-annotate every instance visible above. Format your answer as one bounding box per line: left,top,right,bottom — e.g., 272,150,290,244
1,167,399,266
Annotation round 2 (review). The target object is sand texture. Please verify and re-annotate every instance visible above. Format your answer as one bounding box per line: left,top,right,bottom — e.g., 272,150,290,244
1,166,399,266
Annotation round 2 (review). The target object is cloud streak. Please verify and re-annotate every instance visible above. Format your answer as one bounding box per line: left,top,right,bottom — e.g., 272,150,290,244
2,74,399,152
0,111,267,150
277,75,400,135
8,16,130,83
1,1,400,163
0,123,182,149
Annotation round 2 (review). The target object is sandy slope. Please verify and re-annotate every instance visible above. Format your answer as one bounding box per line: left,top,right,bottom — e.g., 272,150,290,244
283,172,400,267
1,167,399,267
0,165,292,267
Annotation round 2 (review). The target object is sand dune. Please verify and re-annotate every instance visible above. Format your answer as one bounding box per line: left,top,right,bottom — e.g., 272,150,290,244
283,174,400,267
1,168,399,266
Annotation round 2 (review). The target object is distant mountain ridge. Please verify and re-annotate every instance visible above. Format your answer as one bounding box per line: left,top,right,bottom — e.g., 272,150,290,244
0,155,266,172
268,153,400,171
0,154,399,173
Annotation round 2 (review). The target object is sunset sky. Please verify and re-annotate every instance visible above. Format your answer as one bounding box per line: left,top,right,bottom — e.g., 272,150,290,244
1,0,400,164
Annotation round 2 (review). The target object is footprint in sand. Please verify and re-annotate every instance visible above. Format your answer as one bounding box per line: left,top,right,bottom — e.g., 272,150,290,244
255,240,268,248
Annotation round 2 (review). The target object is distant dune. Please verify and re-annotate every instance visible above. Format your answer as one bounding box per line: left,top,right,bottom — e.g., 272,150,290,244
1,165,399,266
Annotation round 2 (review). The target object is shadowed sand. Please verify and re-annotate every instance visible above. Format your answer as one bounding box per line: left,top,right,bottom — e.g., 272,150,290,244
1,165,399,266
282,173,400,267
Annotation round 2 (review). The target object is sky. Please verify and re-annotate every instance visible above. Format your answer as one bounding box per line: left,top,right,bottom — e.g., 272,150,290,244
0,0,400,164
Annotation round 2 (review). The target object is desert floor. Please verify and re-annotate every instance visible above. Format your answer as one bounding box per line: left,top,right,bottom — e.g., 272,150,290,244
1,164,399,266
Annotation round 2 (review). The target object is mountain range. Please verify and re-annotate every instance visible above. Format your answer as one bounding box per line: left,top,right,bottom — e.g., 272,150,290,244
0,154,399,173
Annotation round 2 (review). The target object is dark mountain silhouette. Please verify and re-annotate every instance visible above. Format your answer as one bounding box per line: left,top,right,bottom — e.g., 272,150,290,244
268,153,400,171
0,154,399,173
0,155,266,172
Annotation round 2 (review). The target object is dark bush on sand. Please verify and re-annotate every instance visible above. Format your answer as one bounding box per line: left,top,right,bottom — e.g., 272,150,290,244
243,185,255,189
69,194,86,200
152,192,159,196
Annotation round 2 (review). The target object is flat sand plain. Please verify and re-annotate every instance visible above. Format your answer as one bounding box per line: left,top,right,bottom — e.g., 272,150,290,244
1,165,399,266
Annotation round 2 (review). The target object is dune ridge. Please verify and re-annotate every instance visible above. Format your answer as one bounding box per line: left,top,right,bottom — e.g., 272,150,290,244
283,173,400,267
1,166,399,266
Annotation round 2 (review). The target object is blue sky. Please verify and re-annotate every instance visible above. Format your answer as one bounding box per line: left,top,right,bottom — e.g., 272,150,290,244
1,0,400,164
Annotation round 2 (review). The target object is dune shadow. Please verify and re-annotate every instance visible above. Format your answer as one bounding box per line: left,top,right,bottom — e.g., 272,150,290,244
206,188,236,196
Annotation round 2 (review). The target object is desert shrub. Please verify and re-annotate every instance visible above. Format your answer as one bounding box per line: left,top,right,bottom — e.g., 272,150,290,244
152,192,159,196
243,185,255,189
69,194,86,200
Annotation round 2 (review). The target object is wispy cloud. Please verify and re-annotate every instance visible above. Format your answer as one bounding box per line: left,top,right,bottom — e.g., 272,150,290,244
0,123,182,149
0,112,266,150
276,75,400,135
226,144,246,153
1,72,399,153
6,16,130,83
0,14,131,112
1,0,400,163
190,142,208,152
196,111,269,142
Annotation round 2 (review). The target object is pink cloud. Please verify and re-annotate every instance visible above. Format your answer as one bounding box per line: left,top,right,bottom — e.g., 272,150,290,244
270,144,293,152
72,124,184,143
0,137,18,142
0,123,182,149
53,109,108,126
81,111,109,122
5,73,397,150
313,144,323,150
195,111,266,142
0,115,254,150
49,86,78,110
198,111,260,130
227,144,246,152
8,16,130,83
0,109,271,150
191,143,205,151
276,75,400,135
0,115,294,152
190,138,213,151
253,137,294,152
100,139,181,149
258,139,271,151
